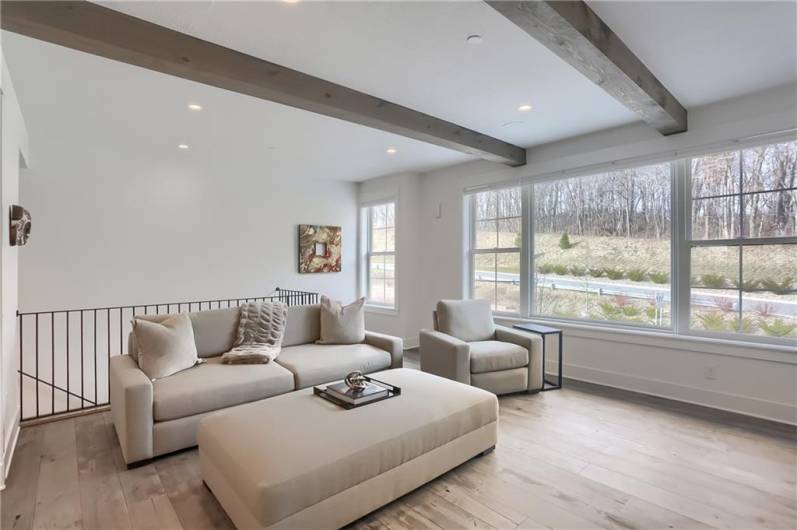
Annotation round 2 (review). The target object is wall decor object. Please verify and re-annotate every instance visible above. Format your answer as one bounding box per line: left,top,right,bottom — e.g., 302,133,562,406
9,205,31,246
298,224,341,273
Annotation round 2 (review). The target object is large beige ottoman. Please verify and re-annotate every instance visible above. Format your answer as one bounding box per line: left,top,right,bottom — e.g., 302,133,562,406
198,368,498,529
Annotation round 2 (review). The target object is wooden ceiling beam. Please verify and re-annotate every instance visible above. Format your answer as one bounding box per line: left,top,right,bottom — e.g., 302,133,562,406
1,1,527,166
487,1,687,135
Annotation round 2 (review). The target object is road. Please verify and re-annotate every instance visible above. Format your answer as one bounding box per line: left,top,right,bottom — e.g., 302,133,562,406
473,270,796,317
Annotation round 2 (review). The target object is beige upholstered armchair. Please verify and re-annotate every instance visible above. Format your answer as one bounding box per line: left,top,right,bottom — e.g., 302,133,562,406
419,299,543,395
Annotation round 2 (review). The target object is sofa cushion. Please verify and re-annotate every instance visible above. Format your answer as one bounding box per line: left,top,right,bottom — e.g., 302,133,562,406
436,299,495,342
283,304,321,346
317,296,365,345
129,307,240,360
152,356,295,421
469,340,529,374
276,343,391,388
133,314,199,381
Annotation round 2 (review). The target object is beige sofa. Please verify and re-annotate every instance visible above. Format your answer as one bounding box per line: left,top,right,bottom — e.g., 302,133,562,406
110,304,403,465
419,299,543,395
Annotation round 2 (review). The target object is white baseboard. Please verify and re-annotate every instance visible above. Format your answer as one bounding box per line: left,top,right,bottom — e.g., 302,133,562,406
1,407,21,490
554,361,797,426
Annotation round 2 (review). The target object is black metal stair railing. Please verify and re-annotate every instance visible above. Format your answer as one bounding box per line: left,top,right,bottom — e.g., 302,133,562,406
17,287,319,422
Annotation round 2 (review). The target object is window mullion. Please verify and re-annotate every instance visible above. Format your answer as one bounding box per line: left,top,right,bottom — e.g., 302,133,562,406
523,183,533,318
674,159,691,335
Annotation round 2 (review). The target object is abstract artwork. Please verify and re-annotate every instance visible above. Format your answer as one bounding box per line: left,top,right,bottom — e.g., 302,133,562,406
298,224,341,273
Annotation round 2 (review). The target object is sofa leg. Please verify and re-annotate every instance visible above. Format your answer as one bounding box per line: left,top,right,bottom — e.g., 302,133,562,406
479,446,495,457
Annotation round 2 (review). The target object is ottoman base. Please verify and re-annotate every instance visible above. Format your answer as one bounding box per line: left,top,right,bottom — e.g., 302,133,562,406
201,421,497,529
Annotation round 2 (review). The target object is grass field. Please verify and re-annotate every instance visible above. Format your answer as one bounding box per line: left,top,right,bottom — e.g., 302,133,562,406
476,231,796,337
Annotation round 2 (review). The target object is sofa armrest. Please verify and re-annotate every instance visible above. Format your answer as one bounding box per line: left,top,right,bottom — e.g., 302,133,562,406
109,355,154,465
495,325,543,391
419,330,471,385
365,331,404,369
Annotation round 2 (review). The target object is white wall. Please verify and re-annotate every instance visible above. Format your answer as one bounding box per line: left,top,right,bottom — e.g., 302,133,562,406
365,83,797,425
18,150,359,311
0,56,29,487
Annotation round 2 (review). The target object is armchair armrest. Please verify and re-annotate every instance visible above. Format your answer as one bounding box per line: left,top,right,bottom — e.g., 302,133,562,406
109,355,154,464
495,325,543,391
365,331,404,368
419,330,471,385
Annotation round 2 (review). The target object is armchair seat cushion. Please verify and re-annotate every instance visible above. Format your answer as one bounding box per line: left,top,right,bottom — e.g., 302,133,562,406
153,356,295,421
276,343,392,389
469,341,529,374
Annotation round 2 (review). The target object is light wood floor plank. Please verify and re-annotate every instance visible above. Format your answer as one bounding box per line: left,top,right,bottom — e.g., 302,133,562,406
1,425,43,530
31,419,82,530
74,414,132,530
153,452,233,530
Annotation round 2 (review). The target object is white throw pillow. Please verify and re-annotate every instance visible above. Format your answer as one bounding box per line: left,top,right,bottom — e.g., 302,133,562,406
316,296,366,345
132,313,200,380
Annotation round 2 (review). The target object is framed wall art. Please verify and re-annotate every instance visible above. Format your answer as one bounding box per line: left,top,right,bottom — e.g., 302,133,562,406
298,224,341,273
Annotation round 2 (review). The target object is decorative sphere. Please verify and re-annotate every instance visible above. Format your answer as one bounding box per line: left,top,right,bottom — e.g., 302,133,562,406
344,371,368,391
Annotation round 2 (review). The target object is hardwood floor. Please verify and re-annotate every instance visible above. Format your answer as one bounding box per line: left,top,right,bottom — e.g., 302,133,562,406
2,354,795,530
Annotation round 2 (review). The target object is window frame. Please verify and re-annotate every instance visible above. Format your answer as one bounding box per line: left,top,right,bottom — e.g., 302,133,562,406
679,145,797,347
466,187,526,316
463,133,797,347
362,200,397,311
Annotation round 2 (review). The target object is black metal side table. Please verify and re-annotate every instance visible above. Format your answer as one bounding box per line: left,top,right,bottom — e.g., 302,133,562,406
512,323,563,391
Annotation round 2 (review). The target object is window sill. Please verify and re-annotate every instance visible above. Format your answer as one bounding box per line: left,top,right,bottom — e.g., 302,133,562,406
494,315,797,365
365,304,399,316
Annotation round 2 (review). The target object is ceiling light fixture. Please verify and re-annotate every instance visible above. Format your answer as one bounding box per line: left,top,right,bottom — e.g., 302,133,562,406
188,103,203,111
386,148,398,155
466,34,483,45
178,144,190,150
517,104,533,112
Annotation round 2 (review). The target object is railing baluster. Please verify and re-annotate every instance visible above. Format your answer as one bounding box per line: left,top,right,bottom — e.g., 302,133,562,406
19,316,23,420
51,314,55,415
94,310,97,406
66,312,70,412
81,311,85,409
107,308,111,405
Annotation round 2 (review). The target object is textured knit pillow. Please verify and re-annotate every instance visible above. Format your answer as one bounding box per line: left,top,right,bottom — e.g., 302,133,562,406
317,296,366,345
132,314,200,380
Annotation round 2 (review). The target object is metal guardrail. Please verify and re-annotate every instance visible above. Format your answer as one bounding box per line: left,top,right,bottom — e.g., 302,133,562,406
17,288,319,422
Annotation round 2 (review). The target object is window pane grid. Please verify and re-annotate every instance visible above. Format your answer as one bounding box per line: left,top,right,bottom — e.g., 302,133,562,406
365,202,395,308
687,140,797,339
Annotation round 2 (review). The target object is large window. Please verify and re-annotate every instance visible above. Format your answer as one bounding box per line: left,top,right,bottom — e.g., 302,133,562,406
364,202,396,308
534,163,672,327
688,142,796,339
465,137,797,344
469,187,522,313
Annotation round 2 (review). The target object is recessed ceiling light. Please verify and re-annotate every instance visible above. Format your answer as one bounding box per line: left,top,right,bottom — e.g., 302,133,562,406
187,103,203,111
466,34,483,45
178,144,190,150
386,148,398,155
518,104,533,112
282,0,300,3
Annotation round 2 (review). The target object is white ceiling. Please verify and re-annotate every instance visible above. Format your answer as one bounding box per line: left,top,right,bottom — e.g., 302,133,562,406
3,1,796,182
